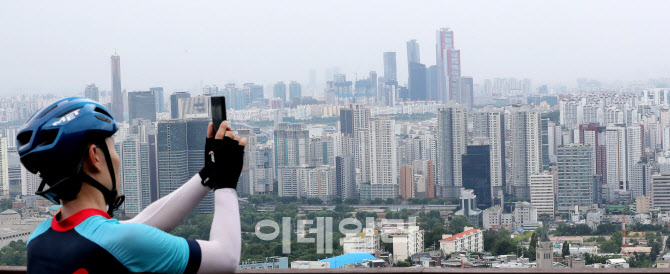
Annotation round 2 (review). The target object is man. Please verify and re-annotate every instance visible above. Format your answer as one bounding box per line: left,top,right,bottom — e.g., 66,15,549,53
18,98,243,273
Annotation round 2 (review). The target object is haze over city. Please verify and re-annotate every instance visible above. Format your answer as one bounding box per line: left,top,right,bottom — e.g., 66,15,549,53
2,0,670,95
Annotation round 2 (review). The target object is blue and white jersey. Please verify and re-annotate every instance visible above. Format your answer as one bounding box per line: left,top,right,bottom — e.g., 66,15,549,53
27,208,201,274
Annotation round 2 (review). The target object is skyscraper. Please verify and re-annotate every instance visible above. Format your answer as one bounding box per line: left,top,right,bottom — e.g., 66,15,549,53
462,145,492,209
408,63,427,101
437,103,467,198
436,28,461,102
85,84,100,102
370,115,397,199
157,119,211,213
557,144,595,213
149,87,165,113
383,52,397,84
406,39,420,65
128,91,157,122
111,54,124,122
274,123,310,182
427,65,438,101
400,165,413,200
509,105,542,199
249,84,264,101
274,82,287,102
288,81,302,102
456,77,473,109
170,92,191,119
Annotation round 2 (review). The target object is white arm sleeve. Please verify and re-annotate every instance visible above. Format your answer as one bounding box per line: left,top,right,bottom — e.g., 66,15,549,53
197,189,242,273
121,174,210,232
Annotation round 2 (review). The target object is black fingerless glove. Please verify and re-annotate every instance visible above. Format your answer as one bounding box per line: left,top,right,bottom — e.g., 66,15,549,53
199,137,245,190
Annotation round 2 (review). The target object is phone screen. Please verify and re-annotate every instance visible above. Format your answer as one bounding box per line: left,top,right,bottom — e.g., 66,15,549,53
210,96,227,130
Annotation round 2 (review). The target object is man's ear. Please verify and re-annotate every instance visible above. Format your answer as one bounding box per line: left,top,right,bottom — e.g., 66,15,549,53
84,144,102,173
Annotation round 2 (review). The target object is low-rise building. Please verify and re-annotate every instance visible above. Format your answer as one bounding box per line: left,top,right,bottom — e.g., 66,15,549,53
439,227,483,255
238,257,288,270
342,227,379,254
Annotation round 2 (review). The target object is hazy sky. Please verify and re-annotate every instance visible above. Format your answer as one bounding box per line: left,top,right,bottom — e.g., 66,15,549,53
1,0,669,95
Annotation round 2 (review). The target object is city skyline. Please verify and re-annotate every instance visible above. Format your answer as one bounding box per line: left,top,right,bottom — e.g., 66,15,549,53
2,0,670,95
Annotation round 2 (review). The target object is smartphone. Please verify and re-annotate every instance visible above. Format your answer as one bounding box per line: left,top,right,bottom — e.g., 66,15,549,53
210,96,227,131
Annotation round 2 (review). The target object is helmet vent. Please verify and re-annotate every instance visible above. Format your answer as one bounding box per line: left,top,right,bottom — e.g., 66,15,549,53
38,129,59,147
94,107,112,118
38,105,59,119
17,131,33,146
58,107,83,118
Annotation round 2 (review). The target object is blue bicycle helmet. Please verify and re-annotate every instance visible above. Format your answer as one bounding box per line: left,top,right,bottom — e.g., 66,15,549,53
17,97,124,216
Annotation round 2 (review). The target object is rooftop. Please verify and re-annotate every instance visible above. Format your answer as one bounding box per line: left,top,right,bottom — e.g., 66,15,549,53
440,228,479,242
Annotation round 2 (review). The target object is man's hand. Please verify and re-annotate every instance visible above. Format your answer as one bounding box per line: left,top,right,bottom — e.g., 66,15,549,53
199,121,247,190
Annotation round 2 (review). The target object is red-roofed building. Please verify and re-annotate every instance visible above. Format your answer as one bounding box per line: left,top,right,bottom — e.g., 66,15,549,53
439,227,483,255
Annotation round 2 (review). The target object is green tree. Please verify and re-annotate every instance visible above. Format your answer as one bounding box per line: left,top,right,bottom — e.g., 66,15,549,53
526,232,537,261
561,241,570,257
447,215,472,234
0,240,27,266
0,199,12,211
396,260,411,267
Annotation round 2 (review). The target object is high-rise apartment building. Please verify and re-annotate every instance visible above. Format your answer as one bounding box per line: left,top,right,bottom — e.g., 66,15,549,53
472,107,506,201
370,115,397,199
128,91,157,122
437,103,467,198
605,125,644,201
85,84,100,102
340,105,372,190
509,105,542,199
118,137,151,215
0,137,7,196
336,155,356,199
309,136,336,167
111,54,124,122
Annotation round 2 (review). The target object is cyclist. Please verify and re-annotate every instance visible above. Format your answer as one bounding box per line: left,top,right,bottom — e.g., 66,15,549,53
18,97,244,273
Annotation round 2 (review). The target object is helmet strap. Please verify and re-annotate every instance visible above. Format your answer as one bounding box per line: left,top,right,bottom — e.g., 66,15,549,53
78,141,125,217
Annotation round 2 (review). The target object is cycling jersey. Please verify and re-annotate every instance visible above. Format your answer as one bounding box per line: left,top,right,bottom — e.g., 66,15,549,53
25,174,241,274
27,208,201,274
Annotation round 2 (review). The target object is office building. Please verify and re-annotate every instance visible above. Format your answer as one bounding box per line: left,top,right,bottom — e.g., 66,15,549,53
436,28,460,101
288,81,302,101
249,84,264,101
557,144,595,213
170,92,191,119
252,144,274,195
437,103,467,198
85,84,100,102
111,54,124,122
408,63,427,101
455,189,482,226
274,82,287,102
157,119,211,213
128,91,157,122
149,87,165,113
383,52,397,84
462,145,492,209
455,77,473,109
406,39,420,65
177,95,211,119
427,65,438,101
530,173,555,216
652,174,670,212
